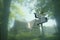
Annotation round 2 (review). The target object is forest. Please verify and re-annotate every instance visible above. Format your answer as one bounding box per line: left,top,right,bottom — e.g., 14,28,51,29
0,0,60,40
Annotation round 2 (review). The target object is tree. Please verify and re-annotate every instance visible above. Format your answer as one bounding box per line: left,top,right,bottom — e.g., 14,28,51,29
52,0,60,40
0,0,11,40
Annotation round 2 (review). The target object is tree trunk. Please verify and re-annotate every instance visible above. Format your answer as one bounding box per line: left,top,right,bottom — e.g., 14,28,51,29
0,0,11,40
53,0,60,40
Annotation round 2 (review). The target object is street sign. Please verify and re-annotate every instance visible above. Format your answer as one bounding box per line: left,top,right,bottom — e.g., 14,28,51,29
34,13,48,24
35,16,48,24
34,13,48,40
39,17,47,23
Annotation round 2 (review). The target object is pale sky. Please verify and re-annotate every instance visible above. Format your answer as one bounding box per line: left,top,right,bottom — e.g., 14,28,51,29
43,19,57,27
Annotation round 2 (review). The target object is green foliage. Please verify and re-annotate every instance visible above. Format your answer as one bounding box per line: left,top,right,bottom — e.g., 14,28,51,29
8,20,40,40
0,0,4,8
18,0,24,3
8,32,38,40
35,0,54,17
45,35,57,40
9,0,25,19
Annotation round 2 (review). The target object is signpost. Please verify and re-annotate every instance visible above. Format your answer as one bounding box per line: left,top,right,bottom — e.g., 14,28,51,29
34,13,48,40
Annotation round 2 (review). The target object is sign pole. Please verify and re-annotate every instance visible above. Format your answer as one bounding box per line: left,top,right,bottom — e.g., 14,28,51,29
39,23,45,40
34,13,48,40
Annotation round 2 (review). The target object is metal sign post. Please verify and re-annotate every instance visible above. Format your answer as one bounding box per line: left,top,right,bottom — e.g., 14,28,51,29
40,23,45,40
